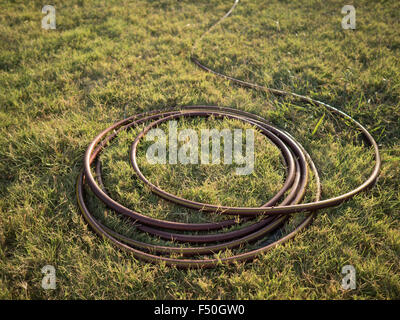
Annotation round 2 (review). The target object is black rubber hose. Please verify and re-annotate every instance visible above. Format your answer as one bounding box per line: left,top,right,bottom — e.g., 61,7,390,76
75,1,380,268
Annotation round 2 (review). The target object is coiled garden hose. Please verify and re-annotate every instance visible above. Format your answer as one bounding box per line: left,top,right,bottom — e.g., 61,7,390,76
76,0,380,268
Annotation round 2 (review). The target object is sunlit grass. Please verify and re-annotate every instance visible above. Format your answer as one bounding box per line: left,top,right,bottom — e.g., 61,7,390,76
0,0,399,299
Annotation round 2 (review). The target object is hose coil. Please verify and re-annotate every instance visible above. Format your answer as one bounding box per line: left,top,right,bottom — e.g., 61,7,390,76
76,1,380,268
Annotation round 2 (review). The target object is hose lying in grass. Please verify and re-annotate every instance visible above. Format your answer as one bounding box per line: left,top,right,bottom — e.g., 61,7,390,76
76,0,381,268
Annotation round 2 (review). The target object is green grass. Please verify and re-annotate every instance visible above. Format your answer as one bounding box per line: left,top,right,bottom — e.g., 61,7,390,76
0,0,399,299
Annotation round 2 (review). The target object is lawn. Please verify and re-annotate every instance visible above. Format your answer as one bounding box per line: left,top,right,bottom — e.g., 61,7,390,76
0,0,399,299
